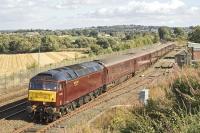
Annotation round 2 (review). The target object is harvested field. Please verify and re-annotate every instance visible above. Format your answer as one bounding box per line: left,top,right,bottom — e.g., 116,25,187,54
0,51,87,74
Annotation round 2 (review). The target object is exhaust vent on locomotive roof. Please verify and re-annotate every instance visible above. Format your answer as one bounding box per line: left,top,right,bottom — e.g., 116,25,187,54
68,64,83,70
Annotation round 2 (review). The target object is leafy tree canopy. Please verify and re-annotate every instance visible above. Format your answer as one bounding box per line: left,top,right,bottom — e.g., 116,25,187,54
188,26,200,43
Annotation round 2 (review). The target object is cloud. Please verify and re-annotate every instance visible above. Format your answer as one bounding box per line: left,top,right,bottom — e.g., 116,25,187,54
87,0,200,26
54,0,102,9
0,0,199,29
91,0,186,17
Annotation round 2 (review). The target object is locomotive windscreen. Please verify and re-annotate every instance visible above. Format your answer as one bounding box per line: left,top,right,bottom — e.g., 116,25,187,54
29,81,58,91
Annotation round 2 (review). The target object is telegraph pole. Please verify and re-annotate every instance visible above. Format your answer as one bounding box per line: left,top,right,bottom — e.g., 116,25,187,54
38,44,40,69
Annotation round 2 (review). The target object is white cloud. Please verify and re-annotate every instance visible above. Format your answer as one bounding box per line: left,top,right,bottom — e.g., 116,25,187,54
92,0,186,17
55,0,102,9
87,0,200,27
0,0,199,29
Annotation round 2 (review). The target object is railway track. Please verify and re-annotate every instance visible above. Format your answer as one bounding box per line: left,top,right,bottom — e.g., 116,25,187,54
14,66,169,133
0,99,27,120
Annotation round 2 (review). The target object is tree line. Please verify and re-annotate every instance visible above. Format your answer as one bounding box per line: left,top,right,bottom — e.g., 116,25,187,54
0,32,158,54
0,25,199,54
158,26,200,43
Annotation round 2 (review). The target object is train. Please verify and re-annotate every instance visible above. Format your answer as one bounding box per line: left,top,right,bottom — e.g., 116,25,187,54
26,43,175,122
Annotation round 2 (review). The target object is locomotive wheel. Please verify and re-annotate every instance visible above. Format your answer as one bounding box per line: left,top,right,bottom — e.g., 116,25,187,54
78,97,84,107
52,113,61,121
84,95,91,104
72,101,77,110
99,88,103,95
89,92,95,100
65,103,74,113
102,85,107,93
93,90,98,98
94,89,101,98
52,115,57,121
60,107,66,115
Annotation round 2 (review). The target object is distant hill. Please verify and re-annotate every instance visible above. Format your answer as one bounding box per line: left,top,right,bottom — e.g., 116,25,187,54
0,25,191,35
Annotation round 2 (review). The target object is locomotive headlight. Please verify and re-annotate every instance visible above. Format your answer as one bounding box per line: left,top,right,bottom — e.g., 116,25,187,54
32,105,36,109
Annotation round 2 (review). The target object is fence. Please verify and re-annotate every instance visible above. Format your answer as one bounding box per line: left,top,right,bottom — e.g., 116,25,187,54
0,44,159,93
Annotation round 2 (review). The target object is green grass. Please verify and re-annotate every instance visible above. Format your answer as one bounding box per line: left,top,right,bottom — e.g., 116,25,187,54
85,67,200,133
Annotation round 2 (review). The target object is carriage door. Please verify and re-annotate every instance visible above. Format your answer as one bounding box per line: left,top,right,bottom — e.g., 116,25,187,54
62,82,67,105
58,82,66,106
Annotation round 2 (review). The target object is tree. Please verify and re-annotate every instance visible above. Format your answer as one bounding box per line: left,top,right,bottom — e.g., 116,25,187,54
174,27,185,38
0,35,10,52
82,29,90,36
97,37,110,49
125,32,134,40
90,44,103,55
28,36,41,52
158,27,172,41
89,30,98,38
58,37,73,48
74,37,91,48
153,33,160,43
188,26,200,43
107,37,119,48
41,35,59,51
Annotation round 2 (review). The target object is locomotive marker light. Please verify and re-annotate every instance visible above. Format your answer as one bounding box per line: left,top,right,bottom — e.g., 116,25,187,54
139,88,149,105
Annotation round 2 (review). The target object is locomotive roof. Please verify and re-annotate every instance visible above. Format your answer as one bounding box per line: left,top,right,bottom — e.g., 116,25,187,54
31,61,103,81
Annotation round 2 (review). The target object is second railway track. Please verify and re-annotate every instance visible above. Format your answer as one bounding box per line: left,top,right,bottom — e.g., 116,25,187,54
0,99,27,120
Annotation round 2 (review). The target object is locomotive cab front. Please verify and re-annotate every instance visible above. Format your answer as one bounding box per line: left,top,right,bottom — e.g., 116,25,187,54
27,77,63,122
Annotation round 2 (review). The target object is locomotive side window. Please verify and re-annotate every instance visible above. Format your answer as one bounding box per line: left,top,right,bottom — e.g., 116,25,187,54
88,67,95,72
64,72,72,80
95,65,101,71
67,70,77,79
30,81,58,91
76,69,89,76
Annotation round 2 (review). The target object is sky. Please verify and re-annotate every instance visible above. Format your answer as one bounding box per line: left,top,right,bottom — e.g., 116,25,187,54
0,0,199,30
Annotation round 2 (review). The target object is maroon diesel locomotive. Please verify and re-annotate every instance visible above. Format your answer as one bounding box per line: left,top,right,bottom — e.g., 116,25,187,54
27,43,175,122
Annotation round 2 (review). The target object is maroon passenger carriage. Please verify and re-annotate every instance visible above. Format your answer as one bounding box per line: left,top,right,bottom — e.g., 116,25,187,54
27,43,175,122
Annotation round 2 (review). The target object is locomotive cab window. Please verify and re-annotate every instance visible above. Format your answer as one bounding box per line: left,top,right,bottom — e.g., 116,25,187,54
29,81,58,91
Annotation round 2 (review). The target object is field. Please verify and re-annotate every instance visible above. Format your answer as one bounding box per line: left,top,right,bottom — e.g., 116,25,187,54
0,51,87,74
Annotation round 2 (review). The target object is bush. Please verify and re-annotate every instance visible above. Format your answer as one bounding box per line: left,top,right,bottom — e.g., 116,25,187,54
90,44,103,55
90,68,200,133
97,37,110,49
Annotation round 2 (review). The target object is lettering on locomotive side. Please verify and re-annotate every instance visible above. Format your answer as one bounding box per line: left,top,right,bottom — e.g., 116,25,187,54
73,80,79,86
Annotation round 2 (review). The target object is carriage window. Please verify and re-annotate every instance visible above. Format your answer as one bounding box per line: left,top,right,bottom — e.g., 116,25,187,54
29,81,58,91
